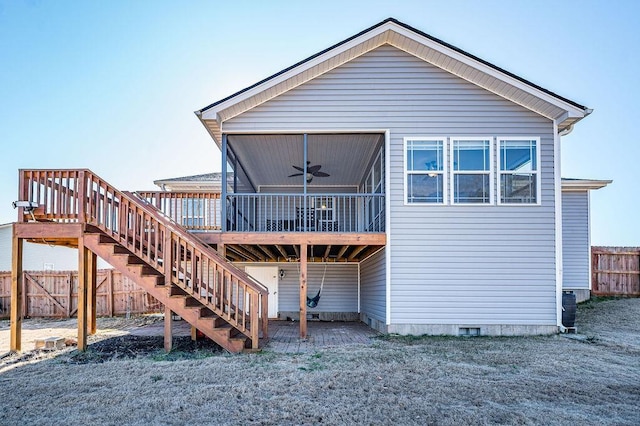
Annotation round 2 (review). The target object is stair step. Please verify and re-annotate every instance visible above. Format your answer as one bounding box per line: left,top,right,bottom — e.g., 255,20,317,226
184,297,201,308
140,265,161,276
113,245,131,255
214,324,241,338
127,255,145,265
79,218,263,353
98,234,116,244
169,286,189,297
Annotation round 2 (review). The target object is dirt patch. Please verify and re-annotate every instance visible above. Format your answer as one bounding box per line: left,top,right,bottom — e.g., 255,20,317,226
68,335,223,363
0,299,638,425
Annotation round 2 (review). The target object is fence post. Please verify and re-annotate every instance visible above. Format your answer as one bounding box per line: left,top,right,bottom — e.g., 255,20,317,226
67,272,73,318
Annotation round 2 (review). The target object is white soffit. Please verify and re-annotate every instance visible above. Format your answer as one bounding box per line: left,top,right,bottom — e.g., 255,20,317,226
561,179,612,192
199,19,589,144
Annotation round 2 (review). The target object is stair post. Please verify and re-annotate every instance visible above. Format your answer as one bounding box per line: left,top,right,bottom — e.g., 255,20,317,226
163,229,174,352
77,170,86,223
77,237,89,351
10,226,23,352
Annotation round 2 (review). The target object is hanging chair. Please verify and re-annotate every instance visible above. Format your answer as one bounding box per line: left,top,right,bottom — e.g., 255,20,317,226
303,263,327,308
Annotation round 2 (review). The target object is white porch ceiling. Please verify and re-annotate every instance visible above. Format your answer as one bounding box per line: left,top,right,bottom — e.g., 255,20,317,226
228,133,383,189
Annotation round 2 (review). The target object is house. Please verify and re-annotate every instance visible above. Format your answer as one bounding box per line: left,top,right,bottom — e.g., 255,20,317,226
9,18,609,353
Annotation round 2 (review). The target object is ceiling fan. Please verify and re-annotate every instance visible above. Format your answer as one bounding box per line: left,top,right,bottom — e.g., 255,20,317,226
288,161,330,183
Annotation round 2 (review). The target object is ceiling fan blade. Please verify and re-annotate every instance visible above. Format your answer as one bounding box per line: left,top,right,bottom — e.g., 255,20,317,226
292,165,305,172
288,173,304,177
313,171,330,177
307,165,322,173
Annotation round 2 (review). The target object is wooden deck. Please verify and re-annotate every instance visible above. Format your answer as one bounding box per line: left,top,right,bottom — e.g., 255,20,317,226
199,232,386,263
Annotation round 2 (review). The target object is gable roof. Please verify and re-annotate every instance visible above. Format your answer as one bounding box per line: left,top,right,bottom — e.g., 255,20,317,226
196,18,591,145
154,172,232,191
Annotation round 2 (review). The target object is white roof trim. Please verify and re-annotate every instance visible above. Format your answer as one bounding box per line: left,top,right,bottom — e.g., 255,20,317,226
200,19,589,135
561,179,612,191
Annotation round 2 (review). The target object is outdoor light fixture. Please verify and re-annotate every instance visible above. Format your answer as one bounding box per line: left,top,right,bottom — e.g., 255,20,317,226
279,269,286,279
12,200,39,211
12,200,39,221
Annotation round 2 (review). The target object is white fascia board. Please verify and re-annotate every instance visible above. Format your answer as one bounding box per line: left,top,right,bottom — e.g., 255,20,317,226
203,20,586,124
200,25,392,121
561,179,612,191
389,25,588,119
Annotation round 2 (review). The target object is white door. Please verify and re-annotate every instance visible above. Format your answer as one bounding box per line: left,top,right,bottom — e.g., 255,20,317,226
245,266,278,318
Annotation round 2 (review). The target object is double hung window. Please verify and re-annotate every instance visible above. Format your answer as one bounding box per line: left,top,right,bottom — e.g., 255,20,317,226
451,138,492,204
404,138,446,204
498,138,540,204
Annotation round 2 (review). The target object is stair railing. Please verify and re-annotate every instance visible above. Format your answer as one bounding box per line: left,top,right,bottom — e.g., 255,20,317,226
19,169,268,348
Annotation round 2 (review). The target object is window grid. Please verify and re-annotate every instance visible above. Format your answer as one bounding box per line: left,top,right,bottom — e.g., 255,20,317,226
497,137,541,205
404,138,447,205
450,138,493,205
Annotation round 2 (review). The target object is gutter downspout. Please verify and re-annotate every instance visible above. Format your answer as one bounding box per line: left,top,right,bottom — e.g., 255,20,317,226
554,120,567,333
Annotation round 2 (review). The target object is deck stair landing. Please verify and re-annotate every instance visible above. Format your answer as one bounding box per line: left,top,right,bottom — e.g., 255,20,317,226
18,169,268,353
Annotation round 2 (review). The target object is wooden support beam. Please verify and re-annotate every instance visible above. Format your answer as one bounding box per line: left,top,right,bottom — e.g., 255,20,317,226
348,245,368,261
274,244,288,259
87,250,97,335
225,251,243,262
299,244,307,340
14,222,83,239
293,244,300,259
337,245,349,260
358,245,383,261
227,245,259,262
164,305,172,353
198,232,386,246
77,239,88,351
10,229,23,352
191,326,197,342
258,245,278,261
323,245,332,260
239,244,266,261
217,243,225,258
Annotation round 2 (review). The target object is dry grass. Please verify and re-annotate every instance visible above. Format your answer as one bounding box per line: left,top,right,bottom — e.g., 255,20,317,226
1,299,639,425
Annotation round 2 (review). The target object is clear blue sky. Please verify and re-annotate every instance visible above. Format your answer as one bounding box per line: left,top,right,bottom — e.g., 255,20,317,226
1,0,638,245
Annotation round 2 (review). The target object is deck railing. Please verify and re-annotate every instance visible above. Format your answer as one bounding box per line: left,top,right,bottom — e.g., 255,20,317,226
226,193,385,233
137,191,221,231
19,169,268,348
133,191,385,233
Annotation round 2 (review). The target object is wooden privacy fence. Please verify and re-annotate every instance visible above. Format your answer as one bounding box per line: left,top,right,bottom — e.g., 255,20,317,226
592,247,640,296
0,269,162,319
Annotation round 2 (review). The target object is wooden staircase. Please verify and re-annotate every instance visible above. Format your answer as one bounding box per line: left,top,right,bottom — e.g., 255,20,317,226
19,169,269,353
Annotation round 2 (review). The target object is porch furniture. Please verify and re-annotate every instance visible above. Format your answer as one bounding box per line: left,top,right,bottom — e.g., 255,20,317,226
296,207,315,231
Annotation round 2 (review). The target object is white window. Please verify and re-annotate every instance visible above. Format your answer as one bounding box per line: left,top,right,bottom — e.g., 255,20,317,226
450,138,493,204
404,138,447,204
498,137,541,204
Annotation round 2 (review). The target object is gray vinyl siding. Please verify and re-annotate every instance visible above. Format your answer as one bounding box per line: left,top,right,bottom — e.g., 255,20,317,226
239,262,358,313
562,191,590,289
226,45,557,326
360,248,386,322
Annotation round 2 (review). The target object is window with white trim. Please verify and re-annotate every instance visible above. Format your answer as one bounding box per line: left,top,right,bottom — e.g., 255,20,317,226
404,138,446,204
451,138,492,204
498,138,540,204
